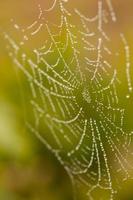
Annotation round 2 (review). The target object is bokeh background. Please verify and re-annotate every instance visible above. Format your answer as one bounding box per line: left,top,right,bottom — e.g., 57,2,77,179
0,0,133,199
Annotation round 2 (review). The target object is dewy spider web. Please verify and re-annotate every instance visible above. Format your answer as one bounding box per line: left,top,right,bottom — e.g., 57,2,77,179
4,0,133,199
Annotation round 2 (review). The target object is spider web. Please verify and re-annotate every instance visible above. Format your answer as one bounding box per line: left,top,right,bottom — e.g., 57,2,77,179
4,0,133,199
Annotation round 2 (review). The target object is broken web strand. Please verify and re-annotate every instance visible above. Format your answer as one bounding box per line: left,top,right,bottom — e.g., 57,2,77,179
120,33,133,99
4,0,133,199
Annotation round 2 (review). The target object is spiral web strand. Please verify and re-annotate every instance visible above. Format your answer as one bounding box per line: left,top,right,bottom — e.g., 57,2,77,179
4,0,133,199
